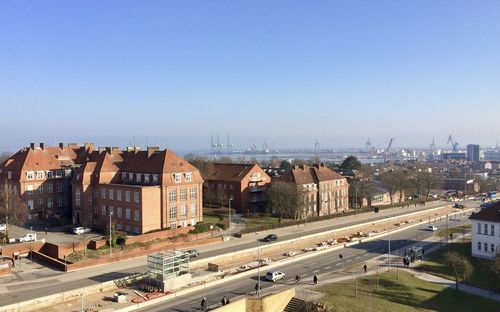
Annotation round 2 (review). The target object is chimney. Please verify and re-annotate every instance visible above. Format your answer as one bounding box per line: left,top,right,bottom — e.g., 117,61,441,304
59,143,64,150
105,147,112,154
40,143,45,150
126,146,134,152
147,146,159,157
98,146,106,153
29,143,35,150
84,142,94,150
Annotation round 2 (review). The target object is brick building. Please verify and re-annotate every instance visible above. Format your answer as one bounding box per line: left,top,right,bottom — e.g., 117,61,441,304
71,146,204,234
276,164,349,217
0,143,203,235
204,163,271,215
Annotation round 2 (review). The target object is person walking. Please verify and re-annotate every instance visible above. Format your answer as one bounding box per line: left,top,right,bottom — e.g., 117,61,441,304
201,297,207,311
313,275,318,285
295,275,301,284
363,264,367,274
254,283,260,294
221,296,227,306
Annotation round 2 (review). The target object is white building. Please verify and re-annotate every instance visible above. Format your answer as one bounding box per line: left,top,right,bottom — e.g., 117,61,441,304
470,203,500,260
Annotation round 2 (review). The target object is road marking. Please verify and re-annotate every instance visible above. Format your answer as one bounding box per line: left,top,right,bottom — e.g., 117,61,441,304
355,256,361,259
313,270,320,273
324,266,331,270
336,263,341,266
346,259,352,262
300,274,308,277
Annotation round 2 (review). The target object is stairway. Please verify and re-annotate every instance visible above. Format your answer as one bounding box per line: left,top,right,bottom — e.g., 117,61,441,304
283,297,306,312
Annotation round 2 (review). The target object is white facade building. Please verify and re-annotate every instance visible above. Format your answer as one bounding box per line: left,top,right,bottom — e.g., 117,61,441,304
470,204,500,260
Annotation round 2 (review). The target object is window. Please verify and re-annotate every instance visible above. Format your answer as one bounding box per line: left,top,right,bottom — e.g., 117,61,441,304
36,171,43,179
75,188,81,207
26,171,34,180
26,185,33,195
134,209,140,221
128,173,133,181
125,191,131,202
169,189,177,202
478,241,481,251
153,174,159,183
180,189,187,201
478,223,482,234
485,243,488,252
122,172,128,182
109,189,114,200
47,183,53,193
27,200,34,210
190,203,197,216
174,173,181,183
484,223,488,235
125,208,131,220
134,227,140,234
56,183,63,192
47,171,53,178
117,207,122,218
8,171,12,179
185,172,192,182
58,197,62,207
492,244,495,253
101,205,106,215
47,198,53,208
56,170,63,178
169,207,177,219
38,185,43,194
136,174,142,183
190,187,197,199
144,174,150,183
180,204,187,218
101,188,106,200
491,224,495,236
117,190,122,201
134,191,140,203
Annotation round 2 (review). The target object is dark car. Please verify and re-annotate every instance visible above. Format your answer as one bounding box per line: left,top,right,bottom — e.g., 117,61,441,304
261,234,278,242
453,203,465,209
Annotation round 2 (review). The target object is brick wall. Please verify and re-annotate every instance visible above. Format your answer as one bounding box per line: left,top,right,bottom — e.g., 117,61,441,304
0,242,44,257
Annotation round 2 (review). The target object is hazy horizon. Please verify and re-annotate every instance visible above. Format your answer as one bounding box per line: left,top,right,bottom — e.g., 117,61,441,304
1,1,500,152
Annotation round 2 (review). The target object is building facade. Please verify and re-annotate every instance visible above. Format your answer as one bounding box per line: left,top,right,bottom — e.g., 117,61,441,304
470,203,500,259
467,144,480,162
276,164,349,217
204,163,271,215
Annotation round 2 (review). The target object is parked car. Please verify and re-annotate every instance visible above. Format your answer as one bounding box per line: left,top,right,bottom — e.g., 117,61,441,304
72,227,91,235
18,233,36,243
186,249,199,258
453,203,465,209
265,271,286,282
427,225,438,232
0,224,6,232
261,234,278,242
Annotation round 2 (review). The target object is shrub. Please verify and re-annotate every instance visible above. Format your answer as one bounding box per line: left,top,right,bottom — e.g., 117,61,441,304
189,222,212,234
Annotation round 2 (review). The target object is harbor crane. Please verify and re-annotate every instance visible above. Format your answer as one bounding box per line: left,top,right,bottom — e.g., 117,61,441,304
447,135,459,151
384,137,395,162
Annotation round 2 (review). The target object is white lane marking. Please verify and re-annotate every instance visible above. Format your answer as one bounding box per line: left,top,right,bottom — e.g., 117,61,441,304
346,259,352,262
355,256,361,259
300,274,308,277
324,266,331,270
336,263,342,266
313,270,320,273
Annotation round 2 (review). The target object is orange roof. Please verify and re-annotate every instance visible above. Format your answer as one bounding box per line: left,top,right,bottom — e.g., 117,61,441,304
206,163,261,182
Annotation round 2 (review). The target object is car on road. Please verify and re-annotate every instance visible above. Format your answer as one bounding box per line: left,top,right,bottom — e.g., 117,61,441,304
72,227,91,235
18,233,36,242
186,249,199,258
453,203,465,209
0,224,6,232
427,225,438,232
260,234,278,242
265,271,286,282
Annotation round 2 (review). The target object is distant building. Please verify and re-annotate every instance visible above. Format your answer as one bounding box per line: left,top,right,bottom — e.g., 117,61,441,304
358,180,405,207
484,151,500,161
204,163,271,215
276,164,349,217
470,202,500,259
442,152,466,160
442,177,479,195
467,144,480,162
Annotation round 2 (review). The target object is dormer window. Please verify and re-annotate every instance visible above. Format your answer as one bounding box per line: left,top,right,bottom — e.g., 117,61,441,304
47,171,53,178
122,172,128,181
7,171,12,179
36,171,44,179
144,174,150,183
128,173,133,181
185,172,192,182
26,171,34,180
174,173,182,183
153,174,159,183
136,173,142,183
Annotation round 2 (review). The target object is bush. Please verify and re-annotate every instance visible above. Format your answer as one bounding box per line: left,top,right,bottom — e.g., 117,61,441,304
189,222,212,234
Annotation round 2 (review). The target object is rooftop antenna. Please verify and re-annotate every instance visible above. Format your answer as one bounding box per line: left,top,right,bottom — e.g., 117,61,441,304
314,139,320,154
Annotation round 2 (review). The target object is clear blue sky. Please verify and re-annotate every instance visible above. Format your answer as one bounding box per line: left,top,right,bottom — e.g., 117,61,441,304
1,1,500,152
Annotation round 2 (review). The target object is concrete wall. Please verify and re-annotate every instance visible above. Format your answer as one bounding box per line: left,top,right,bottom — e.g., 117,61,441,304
212,288,295,312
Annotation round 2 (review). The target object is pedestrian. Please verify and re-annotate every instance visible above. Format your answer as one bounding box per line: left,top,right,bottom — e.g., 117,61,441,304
363,264,367,274
254,283,260,294
45,227,48,235
221,296,227,306
313,275,318,285
11,258,15,268
201,297,207,309
295,275,301,284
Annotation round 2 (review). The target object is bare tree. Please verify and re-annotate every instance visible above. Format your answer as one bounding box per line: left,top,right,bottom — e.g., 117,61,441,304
489,253,500,293
380,171,409,203
0,182,28,238
0,152,11,164
444,251,473,290
265,183,302,223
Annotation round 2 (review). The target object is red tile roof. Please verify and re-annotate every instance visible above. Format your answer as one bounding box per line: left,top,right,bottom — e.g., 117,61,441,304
470,202,500,223
206,163,262,182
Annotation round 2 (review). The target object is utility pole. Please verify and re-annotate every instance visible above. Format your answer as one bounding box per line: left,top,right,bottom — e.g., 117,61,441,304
386,216,391,271
228,196,233,238
80,292,84,312
256,232,261,298
376,259,379,290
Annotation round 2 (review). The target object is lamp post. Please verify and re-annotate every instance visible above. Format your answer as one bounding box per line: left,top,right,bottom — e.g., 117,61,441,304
386,216,391,271
228,196,233,238
109,212,114,257
256,232,261,298
80,292,84,312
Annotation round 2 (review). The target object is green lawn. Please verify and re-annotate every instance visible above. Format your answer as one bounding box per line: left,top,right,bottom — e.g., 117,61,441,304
417,240,493,290
436,225,471,238
316,271,499,312
242,216,293,230
202,214,222,225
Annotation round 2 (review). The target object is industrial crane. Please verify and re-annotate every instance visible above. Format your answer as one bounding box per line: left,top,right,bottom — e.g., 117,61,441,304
447,135,459,151
384,137,395,162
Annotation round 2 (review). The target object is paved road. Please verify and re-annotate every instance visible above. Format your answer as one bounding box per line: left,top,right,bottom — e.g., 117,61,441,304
142,214,472,311
0,200,465,306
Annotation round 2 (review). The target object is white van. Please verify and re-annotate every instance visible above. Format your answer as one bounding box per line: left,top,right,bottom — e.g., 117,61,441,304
427,225,438,232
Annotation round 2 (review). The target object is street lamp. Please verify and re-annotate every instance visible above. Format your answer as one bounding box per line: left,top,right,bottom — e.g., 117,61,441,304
109,212,114,257
228,196,233,238
256,232,261,298
386,216,391,271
